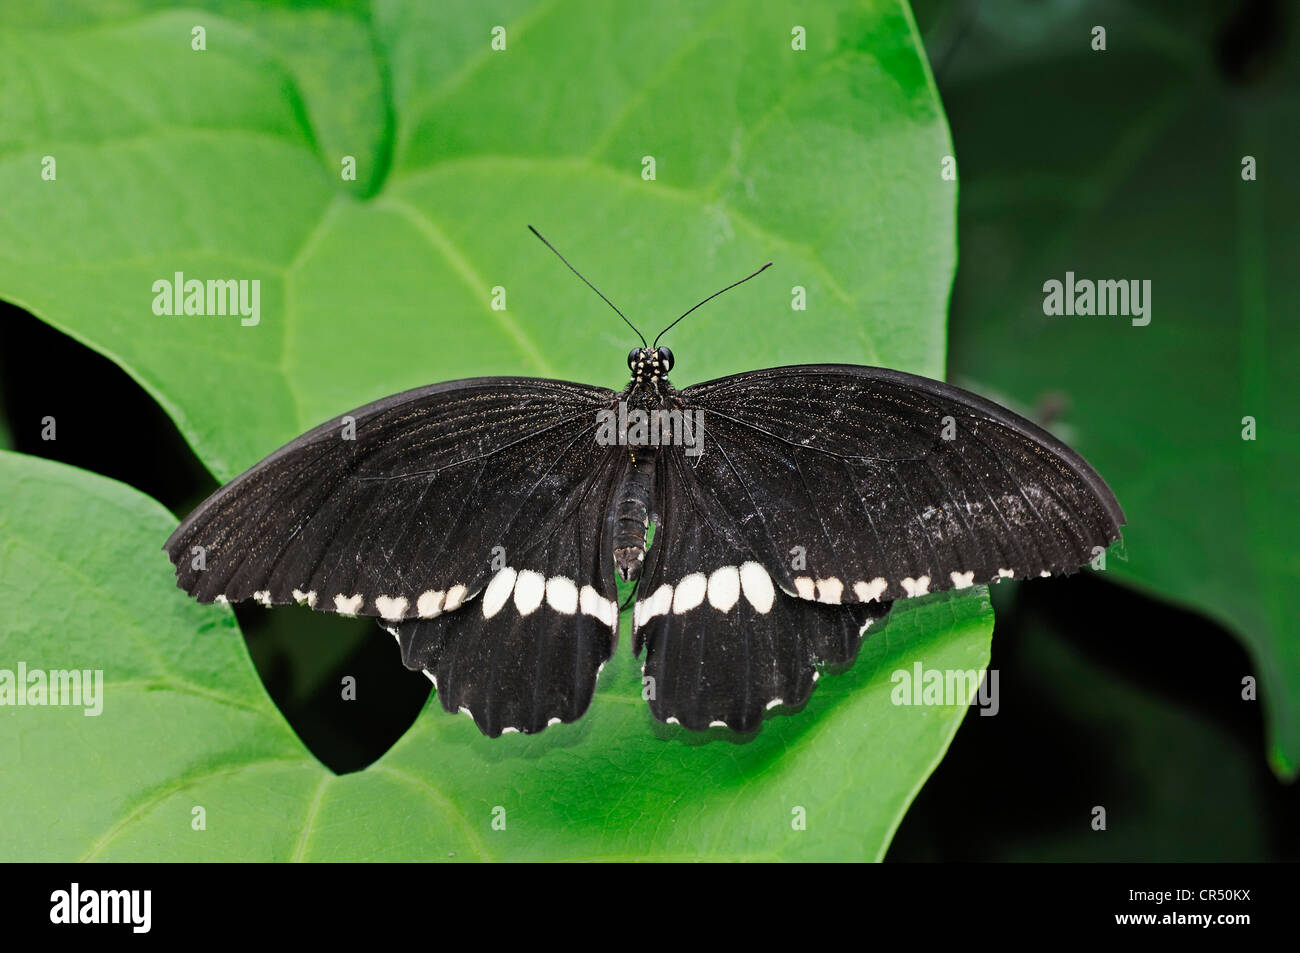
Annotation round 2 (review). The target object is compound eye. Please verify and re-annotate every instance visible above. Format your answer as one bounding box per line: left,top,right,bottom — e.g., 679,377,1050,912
628,348,641,370
656,346,674,373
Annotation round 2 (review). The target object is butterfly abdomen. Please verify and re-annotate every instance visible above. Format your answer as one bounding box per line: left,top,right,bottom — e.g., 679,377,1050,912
612,448,657,581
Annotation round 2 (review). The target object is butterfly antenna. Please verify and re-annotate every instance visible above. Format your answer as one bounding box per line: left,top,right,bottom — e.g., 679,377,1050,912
528,225,646,346
653,261,772,347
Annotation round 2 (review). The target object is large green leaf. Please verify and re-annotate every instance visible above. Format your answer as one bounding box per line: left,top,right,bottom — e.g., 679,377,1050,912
0,0,982,859
0,0,955,483
921,1,1300,776
0,451,992,860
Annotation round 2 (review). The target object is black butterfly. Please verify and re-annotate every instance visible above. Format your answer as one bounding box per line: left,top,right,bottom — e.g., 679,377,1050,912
165,228,1124,737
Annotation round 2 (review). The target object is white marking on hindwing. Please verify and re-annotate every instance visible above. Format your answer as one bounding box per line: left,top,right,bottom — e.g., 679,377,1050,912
950,570,974,590
901,576,930,598
334,593,363,616
214,595,229,605
766,698,784,710
444,584,467,612
707,565,741,612
253,590,272,607
482,567,517,619
739,562,774,614
292,588,317,608
545,576,578,614
672,573,708,614
815,577,843,604
855,577,888,603
793,576,815,600
997,568,1014,579
708,720,726,728
375,595,408,620
635,584,674,629
417,589,444,617
649,584,674,621
513,569,546,616
1040,569,1052,578
579,585,618,629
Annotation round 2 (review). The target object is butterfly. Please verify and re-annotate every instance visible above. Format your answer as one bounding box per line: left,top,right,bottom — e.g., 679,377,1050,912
165,228,1124,737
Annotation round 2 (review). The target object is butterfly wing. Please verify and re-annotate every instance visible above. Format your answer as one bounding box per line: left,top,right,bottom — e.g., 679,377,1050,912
632,363,1123,730
634,447,891,730
679,364,1123,600
384,451,624,735
164,377,625,734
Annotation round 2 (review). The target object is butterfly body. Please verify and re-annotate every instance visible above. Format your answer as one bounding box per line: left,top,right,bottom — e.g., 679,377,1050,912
611,445,657,582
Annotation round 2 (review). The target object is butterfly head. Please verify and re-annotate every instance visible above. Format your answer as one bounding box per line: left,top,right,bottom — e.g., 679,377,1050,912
628,346,674,383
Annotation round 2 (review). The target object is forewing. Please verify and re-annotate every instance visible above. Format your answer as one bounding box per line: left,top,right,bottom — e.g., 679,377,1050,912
679,364,1125,604
164,377,620,622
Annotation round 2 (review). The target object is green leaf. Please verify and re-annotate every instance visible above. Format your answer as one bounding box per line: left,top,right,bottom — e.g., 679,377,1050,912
924,2,1300,777
0,451,992,860
0,0,955,483
0,451,308,860
0,1,980,859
